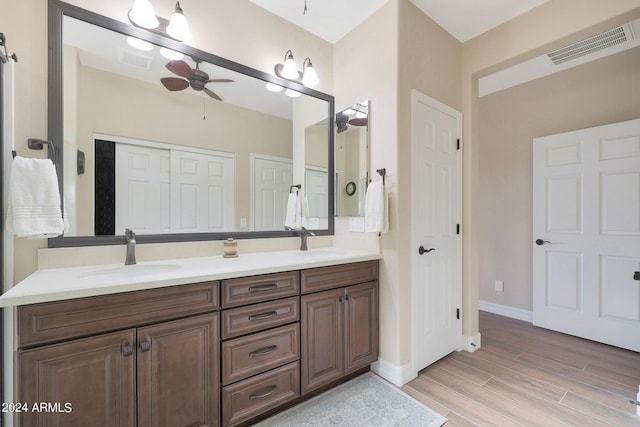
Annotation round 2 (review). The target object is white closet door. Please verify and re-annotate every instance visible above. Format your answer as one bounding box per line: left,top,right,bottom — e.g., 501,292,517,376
533,118,640,352
252,156,293,231
115,144,170,234
171,151,234,233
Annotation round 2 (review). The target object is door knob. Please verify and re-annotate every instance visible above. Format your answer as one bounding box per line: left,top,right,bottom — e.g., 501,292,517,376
535,239,551,246
418,246,435,255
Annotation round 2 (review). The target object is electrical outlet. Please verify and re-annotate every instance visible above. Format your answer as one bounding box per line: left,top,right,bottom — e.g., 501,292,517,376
495,280,504,292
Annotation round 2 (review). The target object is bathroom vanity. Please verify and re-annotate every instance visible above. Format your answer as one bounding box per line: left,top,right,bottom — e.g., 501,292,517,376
6,250,379,427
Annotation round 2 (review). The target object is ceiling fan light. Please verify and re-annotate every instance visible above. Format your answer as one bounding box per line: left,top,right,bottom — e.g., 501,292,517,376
128,0,159,29
126,36,153,51
166,2,192,41
301,58,319,87
280,51,299,80
159,47,184,60
285,88,301,98
265,82,284,92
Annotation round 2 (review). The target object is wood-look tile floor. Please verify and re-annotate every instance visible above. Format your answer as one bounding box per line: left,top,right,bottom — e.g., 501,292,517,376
402,311,640,426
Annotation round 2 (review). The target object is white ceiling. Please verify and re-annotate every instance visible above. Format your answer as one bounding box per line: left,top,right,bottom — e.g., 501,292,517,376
250,0,551,43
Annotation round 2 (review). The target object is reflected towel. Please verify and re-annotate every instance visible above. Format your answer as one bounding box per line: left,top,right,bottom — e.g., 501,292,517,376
284,192,299,229
6,156,66,238
364,180,388,233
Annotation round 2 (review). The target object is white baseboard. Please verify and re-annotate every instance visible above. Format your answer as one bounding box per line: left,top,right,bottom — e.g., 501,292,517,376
479,300,533,323
371,358,416,386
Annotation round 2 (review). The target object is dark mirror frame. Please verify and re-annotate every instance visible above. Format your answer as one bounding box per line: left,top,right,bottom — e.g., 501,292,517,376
47,0,335,248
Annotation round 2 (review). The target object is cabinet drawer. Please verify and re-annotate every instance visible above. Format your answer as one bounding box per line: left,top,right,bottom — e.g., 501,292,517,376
222,323,299,385
222,271,299,308
18,282,219,348
221,297,299,339
301,260,378,294
222,361,299,427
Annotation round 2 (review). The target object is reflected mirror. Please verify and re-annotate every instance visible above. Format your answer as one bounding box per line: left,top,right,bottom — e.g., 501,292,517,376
334,101,369,217
48,1,334,247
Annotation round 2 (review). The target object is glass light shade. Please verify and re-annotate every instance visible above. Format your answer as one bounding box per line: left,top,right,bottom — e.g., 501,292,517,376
280,53,299,80
128,0,160,29
265,82,283,92
355,111,367,119
285,88,301,98
159,47,184,60
301,64,319,86
126,36,153,51
166,2,192,41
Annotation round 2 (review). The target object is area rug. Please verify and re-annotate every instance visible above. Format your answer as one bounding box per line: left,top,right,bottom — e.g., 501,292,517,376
253,372,447,427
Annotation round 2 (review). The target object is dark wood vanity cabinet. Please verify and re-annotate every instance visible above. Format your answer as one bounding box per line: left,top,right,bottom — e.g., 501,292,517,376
17,282,220,427
300,261,379,395
15,259,379,427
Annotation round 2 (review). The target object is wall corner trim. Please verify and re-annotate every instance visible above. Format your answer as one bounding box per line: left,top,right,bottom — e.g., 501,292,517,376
370,358,416,386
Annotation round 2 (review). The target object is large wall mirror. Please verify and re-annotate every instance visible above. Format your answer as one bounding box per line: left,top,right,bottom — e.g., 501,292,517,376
48,1,334,247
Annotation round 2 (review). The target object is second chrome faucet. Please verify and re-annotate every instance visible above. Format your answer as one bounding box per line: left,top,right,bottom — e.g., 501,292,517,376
125,228,136,265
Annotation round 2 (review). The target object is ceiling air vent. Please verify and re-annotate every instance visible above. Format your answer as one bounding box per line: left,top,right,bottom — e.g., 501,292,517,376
546,26,629,65
117,48,152,70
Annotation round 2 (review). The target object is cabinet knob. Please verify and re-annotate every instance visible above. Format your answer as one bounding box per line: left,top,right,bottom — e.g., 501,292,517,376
140,339,151,352
122,343,133,357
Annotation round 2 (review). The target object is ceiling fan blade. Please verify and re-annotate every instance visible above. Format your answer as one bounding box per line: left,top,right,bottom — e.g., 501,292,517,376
203,88,222,101
160,77,189,91
206,79,234,83
166,60,193,78
348,117,368,127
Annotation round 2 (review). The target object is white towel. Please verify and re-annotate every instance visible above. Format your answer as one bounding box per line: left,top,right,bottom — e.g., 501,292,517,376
364,180,388,233
6,156,66,238
284,192,299,229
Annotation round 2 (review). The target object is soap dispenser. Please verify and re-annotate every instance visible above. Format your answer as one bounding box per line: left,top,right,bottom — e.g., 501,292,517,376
223,238,238,258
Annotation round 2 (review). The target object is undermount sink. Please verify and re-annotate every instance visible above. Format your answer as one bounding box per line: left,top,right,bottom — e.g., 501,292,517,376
79,264,181,280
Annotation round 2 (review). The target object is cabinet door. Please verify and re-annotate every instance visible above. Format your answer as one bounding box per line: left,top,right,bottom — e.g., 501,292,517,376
137,313,219,427
301,288,344,394
344,281,379,373
19,329,136,427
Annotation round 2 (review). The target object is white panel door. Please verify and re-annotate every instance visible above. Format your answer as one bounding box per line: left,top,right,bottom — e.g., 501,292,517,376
115,144,170,234
252,156,293,231
533,118,640,352
305,167,328,219
171,151,234,233
411,91,462,373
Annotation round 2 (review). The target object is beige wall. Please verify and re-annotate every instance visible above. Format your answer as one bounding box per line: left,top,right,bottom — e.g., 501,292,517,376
462,1,640,322
6,0,332,282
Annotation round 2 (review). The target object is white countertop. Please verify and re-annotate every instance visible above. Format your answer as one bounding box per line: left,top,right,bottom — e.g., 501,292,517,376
0,247,381,307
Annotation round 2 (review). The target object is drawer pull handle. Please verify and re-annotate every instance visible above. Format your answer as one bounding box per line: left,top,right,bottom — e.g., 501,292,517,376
249,311,278,321
249,385,278,400
248,283,278,293
249,345,278,357
122,343,133,357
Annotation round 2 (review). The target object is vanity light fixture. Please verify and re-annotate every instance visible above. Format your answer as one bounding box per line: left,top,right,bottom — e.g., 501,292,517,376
274,50,320,87
301,57,319,87
128,1,192,42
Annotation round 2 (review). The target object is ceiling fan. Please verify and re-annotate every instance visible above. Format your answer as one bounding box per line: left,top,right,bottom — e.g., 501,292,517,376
160,60,233,101
336,112,367,133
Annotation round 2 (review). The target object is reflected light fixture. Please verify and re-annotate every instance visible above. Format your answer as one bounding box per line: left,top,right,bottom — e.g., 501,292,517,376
265,82,284,92
128,1,192,42
126,36,153,51
159,47,184,60
285,88,302,97
274,50,320,88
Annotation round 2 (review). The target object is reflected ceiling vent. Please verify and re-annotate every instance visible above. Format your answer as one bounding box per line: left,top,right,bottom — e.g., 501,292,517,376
546,25,630,65
118,48,152,69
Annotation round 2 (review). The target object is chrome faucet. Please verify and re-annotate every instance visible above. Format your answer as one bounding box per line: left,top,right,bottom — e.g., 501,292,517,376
298,227,315,251
124,228,137,265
